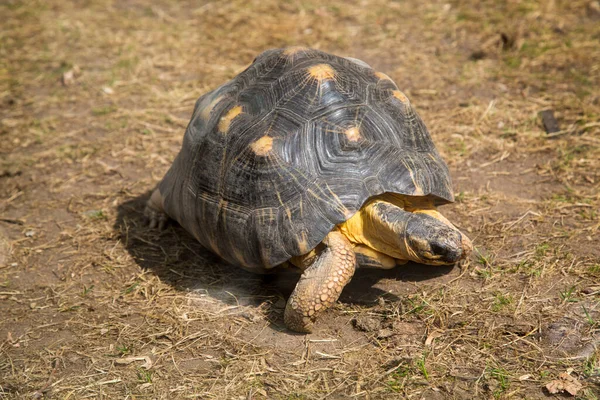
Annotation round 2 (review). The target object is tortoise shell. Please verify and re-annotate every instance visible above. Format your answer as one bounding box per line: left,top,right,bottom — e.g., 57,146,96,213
158,47,453,270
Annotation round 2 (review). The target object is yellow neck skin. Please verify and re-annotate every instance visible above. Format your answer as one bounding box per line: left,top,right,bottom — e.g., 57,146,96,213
337,193,441,261
291,193,471,269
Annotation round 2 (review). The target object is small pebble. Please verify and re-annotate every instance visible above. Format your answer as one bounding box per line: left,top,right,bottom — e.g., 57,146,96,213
376,328,394,339
352,316,381,332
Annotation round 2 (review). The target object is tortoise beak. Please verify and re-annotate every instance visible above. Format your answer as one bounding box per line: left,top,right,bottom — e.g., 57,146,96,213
426,230,464,264
405,214,467,265
429,231,472,264
460,233,473,259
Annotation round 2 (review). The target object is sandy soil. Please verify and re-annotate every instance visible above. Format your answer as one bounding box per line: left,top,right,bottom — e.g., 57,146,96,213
1,0,599,398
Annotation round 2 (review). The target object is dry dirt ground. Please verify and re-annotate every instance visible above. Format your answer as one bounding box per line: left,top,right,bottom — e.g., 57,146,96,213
1,0,600,399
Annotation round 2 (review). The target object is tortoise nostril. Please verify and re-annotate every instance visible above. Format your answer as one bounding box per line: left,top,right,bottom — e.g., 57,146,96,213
430,242,444,255
431,242,462,263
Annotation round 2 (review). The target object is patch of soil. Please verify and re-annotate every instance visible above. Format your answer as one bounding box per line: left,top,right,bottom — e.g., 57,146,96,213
1,0,599,398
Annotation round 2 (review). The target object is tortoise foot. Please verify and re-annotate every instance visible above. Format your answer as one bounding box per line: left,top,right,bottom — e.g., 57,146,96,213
144,188,169,230
284,231,356,333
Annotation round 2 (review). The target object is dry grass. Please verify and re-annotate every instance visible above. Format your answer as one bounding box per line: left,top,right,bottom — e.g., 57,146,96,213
1,0,599,398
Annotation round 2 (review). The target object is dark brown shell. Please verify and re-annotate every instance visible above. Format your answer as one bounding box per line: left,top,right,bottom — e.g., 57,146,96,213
158,48,453,270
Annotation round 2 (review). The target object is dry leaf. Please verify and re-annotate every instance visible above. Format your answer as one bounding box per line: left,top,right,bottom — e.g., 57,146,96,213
425,329,443,346
7,331,18,346
62,70,75,86
545,372,583,396
61,65,80,86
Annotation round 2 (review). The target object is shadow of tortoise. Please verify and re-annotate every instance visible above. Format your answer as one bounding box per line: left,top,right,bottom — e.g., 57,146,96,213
114,192,455,331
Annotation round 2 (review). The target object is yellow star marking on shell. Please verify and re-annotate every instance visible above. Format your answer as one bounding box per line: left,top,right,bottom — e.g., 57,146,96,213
344,126,361,142
375,71,393,81
231,246,246,265
283,46,308,56
324,183,352,218
392,90,409,104
250,135,273,156
200,95,222,120
218,105,243,133
307,64,336,81
402,159,422,195
297,231,310,254
205,236,221,256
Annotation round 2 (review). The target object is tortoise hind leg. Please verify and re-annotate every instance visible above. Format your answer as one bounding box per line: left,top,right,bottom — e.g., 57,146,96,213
284,231,356,333
144,188,169,230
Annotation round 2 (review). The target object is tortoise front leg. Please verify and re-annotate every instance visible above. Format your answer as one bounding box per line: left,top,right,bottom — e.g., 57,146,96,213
284,231,356,333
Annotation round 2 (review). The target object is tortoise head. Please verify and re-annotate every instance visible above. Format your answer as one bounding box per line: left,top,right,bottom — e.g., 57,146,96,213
349,199,472,266
403,212,468,265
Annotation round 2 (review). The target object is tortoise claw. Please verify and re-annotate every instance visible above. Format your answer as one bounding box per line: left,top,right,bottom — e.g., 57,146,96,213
144,189,169,230
148,218,156,229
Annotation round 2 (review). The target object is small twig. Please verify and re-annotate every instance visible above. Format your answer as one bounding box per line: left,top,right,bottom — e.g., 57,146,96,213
80,379,122,389
479,151,510,168
0,217,24,225
503,210,541,231
315,351,341,359
478,99,496,121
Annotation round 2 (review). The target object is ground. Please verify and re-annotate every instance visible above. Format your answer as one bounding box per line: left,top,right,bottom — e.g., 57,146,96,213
1,0,600,399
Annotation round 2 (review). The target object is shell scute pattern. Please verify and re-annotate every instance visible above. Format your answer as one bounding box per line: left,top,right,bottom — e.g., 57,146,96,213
159,48,453,270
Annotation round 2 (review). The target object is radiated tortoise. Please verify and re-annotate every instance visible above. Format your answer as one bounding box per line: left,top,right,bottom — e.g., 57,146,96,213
146,47,472,333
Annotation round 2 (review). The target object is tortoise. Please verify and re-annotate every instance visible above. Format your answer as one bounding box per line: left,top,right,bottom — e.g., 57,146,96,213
145,47,472,333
